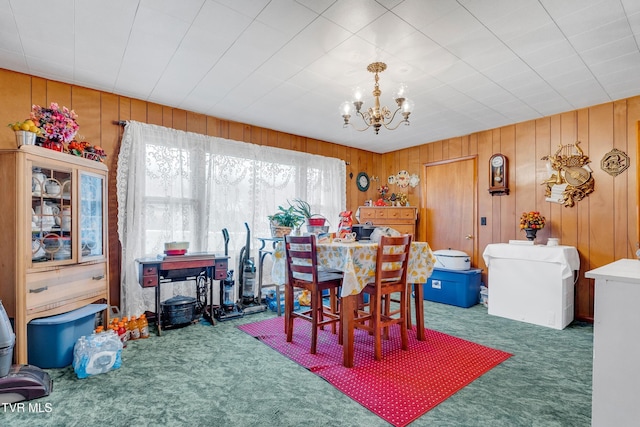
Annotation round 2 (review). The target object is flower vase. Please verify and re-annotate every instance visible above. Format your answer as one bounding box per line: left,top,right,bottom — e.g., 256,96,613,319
524,228,538,241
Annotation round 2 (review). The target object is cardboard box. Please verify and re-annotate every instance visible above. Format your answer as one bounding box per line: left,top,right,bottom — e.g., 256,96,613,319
27,303,107,368
423,268,482,308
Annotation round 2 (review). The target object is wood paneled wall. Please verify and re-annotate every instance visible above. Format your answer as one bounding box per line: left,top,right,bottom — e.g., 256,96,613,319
382,99,640,321
0,69,377,308
2,68,638,321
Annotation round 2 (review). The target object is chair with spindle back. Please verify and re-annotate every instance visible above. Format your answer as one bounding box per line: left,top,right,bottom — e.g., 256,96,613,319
347,234,412,361
284,234,342,354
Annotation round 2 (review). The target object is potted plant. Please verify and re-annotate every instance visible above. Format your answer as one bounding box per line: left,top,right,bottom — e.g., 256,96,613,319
268,205,303,237
290,198,326,226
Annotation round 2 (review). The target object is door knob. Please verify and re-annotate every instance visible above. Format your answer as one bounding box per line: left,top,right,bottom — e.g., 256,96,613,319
465,234,473,240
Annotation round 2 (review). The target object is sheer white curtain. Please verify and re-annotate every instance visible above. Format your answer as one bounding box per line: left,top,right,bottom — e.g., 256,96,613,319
116,121,346,316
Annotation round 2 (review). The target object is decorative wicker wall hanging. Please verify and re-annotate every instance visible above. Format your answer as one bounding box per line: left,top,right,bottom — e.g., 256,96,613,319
600,148,629,177
541,141,595,207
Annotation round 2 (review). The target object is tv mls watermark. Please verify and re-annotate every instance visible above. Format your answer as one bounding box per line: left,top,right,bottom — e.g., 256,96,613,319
2,401,53,413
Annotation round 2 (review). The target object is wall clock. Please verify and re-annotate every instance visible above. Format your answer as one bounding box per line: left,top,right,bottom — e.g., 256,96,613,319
356,172,370,192
488,153,509,195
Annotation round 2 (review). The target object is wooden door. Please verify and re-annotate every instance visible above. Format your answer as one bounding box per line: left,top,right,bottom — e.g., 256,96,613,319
423,157,477,263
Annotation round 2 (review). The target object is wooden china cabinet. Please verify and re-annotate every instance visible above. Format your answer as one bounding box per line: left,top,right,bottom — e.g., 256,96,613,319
0,144,109,364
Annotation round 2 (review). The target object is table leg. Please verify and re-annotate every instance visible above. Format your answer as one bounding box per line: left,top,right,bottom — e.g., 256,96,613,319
284,283,291,336
156,281,162,336
208,266,215,325
342,294,356,368
413,283,425,341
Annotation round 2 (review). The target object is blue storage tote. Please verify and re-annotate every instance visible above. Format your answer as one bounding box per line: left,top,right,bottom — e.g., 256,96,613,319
422,268,482,308
27,303,107,369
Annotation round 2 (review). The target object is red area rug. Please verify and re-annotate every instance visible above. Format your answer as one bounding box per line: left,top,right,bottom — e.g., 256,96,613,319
238,316,512,427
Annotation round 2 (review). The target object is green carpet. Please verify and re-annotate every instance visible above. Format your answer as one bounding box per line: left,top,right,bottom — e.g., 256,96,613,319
1,300,593,426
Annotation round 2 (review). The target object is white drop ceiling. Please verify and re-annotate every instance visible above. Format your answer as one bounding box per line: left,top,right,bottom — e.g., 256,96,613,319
2,0,640,153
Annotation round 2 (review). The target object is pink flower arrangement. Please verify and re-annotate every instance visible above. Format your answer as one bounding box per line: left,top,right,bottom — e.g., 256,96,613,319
30,102,79,143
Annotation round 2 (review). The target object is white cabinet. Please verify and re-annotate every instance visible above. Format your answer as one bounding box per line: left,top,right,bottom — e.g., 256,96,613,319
0,145,109,364
482,243,579,330
586,259,640,427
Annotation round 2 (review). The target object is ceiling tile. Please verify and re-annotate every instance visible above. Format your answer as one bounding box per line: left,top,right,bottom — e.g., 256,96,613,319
553,0,626,37
213,0,271,17
322,0,387,33
518,38,577,69
579,35,638,65
392,0,461,30
568,18,634,52
275,16,351,68
420,4,484,47
505,22,568,57
356,8,416,50
257,0,318,37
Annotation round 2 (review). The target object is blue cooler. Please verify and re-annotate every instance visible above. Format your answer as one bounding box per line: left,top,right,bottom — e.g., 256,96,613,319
422,268,482,308
28,303,107,369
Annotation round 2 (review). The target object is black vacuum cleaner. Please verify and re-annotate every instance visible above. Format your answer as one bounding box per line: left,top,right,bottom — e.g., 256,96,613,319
0,300,52,404
238,222,266,315
213,229,243,321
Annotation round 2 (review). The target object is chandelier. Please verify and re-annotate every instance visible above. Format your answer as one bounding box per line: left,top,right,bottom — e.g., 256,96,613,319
339,62,413,134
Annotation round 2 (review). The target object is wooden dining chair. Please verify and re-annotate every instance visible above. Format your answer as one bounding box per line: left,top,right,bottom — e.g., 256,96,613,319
348,234,412,361
284,234,343,354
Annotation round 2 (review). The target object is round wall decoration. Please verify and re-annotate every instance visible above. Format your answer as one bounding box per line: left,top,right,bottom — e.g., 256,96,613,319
396,170,410,188
356,172,370,192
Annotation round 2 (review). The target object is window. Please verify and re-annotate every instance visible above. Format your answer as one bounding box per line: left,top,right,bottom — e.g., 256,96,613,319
117,121,345,315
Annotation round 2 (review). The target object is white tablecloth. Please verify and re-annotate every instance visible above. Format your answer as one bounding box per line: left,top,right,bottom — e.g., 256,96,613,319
482,243,579,329
483,243,580,279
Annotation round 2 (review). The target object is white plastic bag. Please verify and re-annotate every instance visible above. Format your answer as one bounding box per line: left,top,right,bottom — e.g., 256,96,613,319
73,330,123,379
370,226,401,243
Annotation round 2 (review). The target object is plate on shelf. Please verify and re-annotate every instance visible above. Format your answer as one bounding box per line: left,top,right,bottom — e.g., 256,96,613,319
164,249,187,256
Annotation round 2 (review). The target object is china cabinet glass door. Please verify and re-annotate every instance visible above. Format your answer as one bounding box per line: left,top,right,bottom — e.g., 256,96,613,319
31,164,73,263
79,172,104,259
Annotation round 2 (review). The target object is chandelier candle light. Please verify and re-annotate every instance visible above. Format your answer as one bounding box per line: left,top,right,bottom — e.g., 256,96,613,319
340,62,413,134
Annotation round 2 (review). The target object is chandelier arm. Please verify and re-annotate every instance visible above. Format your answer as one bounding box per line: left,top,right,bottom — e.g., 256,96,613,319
346,122,372,132
356,110,373,129
381,108,410,130
382,118,409,131
380,107,402,128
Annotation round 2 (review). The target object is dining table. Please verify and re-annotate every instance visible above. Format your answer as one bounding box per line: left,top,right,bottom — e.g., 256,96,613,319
271,238,436,367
